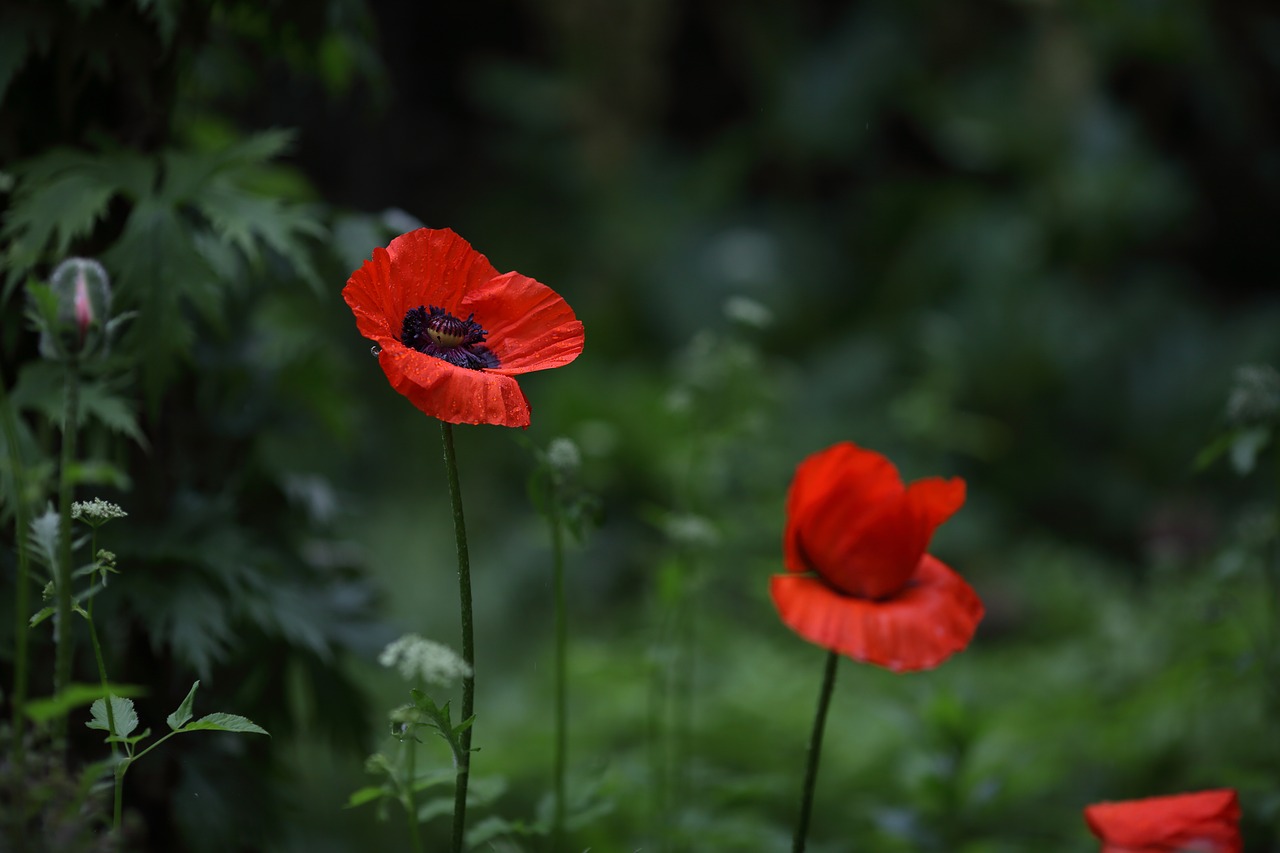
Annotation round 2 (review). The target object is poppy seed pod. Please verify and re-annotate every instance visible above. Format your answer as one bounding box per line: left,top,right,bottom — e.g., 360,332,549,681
40,257,113,360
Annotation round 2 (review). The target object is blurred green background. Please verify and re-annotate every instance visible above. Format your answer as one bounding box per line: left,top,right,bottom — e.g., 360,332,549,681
2,0,1279,850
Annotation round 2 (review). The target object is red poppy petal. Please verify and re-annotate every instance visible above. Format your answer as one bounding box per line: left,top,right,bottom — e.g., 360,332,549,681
383,228,502,320
800,494,928,598
378,345,531,427
905,476,966,538
464,271,584,374
784,443,904,574
1084,790,1241,853
343,245,399,343
770,554,983,672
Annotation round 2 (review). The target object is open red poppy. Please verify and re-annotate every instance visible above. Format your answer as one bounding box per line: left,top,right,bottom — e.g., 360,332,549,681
1084,789,1242,853
344,228,584,427
771,442,982,672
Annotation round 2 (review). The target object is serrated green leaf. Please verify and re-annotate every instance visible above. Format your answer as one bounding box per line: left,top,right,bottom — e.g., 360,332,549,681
25,504,60,576
167,680,200,731
2,148,152,290
28,605,54,627
107,727,151,747
183,713,269,736
87,695,138,738
78,380,147,447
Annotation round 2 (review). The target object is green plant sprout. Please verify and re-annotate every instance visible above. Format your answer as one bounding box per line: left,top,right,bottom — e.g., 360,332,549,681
86,680,269,839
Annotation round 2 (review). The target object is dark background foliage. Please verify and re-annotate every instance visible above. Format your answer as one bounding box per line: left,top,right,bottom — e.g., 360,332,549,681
2,0,1279,850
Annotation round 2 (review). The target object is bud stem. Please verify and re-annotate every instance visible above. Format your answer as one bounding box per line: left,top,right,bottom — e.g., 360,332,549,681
54,360,81,759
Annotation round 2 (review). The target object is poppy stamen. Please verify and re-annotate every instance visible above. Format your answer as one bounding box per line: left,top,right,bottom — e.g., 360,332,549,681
401,305,500,370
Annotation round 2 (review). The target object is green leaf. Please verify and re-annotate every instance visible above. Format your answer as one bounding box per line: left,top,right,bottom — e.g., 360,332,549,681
410,768,457,793
0,9,52,109
2,148,153,292
467,815,540,846
107,727,151,747
344,785,389,809
28,605,54,628
78,379,148,447
23,682,145,724
182,713,269,736
167,680,200,731
1230,426,1271,476
87,695,139,738
25,504,60,577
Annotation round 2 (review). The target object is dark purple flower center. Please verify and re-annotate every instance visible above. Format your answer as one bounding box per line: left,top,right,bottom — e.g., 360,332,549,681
400,305,499,370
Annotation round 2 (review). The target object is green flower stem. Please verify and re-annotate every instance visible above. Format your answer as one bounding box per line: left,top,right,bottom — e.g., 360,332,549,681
439,422,475,853
404,734,424,853
86,532,121,762
792,650,839,853
113,766,124,842
1,380,31,852
84,533,124,848
54,361,81,757
549,487,568,849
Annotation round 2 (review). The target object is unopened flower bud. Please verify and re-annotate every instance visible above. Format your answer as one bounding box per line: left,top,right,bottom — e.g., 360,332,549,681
40,258,112,359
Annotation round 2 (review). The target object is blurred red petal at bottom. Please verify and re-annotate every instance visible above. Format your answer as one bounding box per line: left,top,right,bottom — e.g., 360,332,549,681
770,555,984,673
1084,789,1242,853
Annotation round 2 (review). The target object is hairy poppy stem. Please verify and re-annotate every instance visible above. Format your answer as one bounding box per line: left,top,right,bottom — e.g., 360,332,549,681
439,422,475,853
793,650,839,853
54,360,81,759
549,489,568,849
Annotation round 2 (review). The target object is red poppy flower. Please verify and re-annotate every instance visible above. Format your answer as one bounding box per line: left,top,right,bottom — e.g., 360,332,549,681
1084,789,1242,853
343,228,584,427
770,442,983,672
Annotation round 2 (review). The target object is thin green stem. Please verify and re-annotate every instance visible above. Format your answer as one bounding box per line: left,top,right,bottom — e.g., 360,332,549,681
54,360,80,757
549,487,568,849
86,532,120,761
1,379,31,852
113,767,123,840
792,650,839,853
404,733,424,853
86,559,124,850
439,422,474,853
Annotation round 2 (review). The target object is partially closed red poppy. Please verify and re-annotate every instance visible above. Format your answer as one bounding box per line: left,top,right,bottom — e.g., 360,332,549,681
1084,789,1242,853
344,228,584,427
771,442,982,672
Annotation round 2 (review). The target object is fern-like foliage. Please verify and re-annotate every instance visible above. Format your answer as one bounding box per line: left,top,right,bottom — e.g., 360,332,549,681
2,131,326,408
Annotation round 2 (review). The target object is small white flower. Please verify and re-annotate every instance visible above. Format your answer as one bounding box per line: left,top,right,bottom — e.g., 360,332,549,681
546,437,581,475
71,499,128,526
378,634,471,687
723,296,774,329
662,513,720,549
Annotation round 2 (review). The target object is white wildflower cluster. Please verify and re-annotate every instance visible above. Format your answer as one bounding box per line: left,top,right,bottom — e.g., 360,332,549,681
663,512,720,549
378,634,471,687
722,295,774,329
71,499,128,526
545,437,581,476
